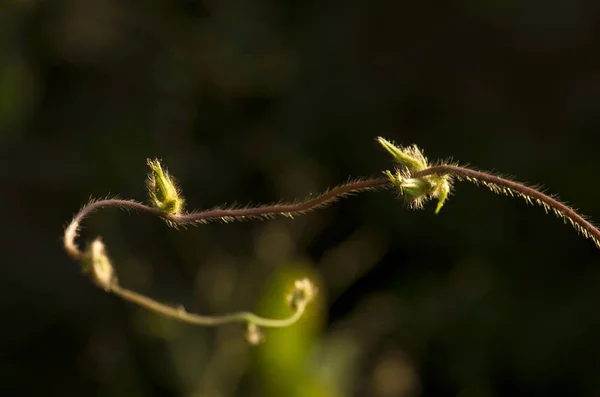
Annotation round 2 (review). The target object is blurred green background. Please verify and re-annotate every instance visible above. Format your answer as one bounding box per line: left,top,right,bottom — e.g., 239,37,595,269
2,1,600,396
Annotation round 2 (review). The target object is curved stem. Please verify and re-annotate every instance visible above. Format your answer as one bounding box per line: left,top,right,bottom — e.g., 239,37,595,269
64,199,164,259
415,165,600,247
64,177,389,329
173,177,390,224
110,284,307,327
64,157,600,333
64,178,390,259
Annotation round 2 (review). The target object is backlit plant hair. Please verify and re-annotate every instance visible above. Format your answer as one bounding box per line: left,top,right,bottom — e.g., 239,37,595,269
64,138,600,343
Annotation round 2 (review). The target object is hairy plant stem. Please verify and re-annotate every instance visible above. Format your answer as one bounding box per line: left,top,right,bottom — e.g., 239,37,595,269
64,178,390,259
414,165,600,247
64,162,600,331
64,177,389,329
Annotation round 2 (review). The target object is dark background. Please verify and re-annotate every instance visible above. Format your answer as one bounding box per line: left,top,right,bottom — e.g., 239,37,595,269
2,1,600,396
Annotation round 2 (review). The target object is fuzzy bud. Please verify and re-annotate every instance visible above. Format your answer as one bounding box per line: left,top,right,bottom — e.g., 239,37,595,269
379,138,453,213
287,278,317,311
146,159,185,216
432,176,451,214
245,322,264,345
384,170,431,209
377,137,428,173
83,238,116,291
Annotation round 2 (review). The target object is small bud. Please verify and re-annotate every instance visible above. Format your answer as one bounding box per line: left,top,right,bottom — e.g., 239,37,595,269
379,138,453,213
287,278,317,311
245,322,264,345
83,238,116,291
432,176,451,214
384,170,431,209
146,159,185,216
399,177,431,198
383,169,452,212
377,137,428,173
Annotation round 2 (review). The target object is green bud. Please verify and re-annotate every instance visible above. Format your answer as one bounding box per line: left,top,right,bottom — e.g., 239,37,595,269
378,139,453,213
400,177,432,198
383,169,452,212
146,159,185,215
433,177,451,214
83,238,116,291
384,170,429,209
245,322,264,345
377,137,428,172
287,278,317,311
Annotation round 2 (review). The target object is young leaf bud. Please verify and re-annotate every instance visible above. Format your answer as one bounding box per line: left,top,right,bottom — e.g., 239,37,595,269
83,238,116,291
146,159,185,216
384,170,431,209
287,278,317,311
432,176,451,214
379,139,453,213
245,322,264,345
377,137,428,173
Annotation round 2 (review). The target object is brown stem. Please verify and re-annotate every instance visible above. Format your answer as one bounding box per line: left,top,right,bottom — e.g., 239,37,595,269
64,178,385,330
64,199,164,259
64,159,600,332
174,177,390,224
415,165,600,247
64,178,390,260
